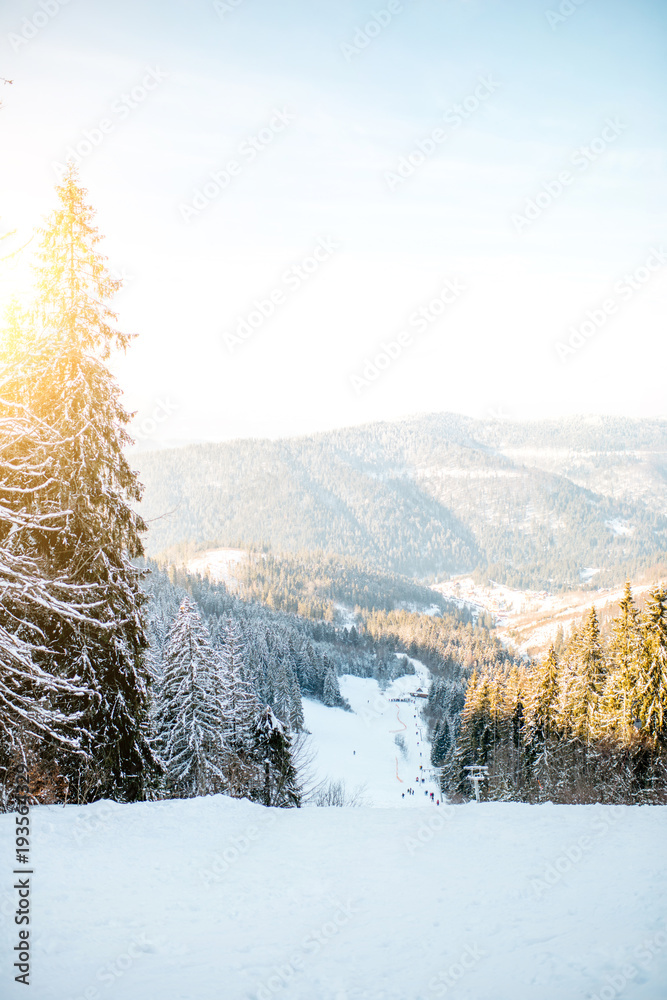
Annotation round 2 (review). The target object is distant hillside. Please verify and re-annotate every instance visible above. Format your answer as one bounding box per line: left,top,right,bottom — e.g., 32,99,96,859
230,550,455,621
134,413,667,591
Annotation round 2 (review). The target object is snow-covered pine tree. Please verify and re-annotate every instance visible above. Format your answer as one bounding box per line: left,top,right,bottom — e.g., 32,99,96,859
242,627,271,706
0,386,103,801
271,648,293,724
525,646,559,744
496,665,528,797
322,666,340,707
294,638,318,694
637,587,667,745
249,705,300,808
445,670,493,797
430,717,452,766
13,164,159,801
220,617,260,795
602,582,642,741
554,625,579,737
522,646,559,787
566,609,604,744
155,598,228,798
288,672,304,730
253,627,305,726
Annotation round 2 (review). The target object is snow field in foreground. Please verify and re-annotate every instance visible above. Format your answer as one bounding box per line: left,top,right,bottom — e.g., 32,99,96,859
0,796,665,1000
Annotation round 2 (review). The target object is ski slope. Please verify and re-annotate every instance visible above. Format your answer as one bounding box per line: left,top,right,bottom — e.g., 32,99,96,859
303,659,442,807
0,796,665,1000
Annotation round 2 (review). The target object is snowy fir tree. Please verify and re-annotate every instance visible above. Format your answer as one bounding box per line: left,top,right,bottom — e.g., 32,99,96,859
155,599,228,798
567,608,605,744
601,582,642,740
1,165,158,801
430,717,453,766
219,617,261,795
525,646,559,745
150,596,306,806
637,587,667,746
322,661,343,707
288,672,304,730
249,705,300,808
0,381,105,803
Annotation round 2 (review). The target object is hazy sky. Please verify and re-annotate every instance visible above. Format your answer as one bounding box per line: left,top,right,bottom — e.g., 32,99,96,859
1,0,666,443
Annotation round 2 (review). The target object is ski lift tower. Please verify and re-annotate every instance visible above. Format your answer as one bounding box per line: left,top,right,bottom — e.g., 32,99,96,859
464,764,489,803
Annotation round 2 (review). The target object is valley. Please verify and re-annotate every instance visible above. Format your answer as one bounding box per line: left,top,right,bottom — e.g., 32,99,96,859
434,575,660,657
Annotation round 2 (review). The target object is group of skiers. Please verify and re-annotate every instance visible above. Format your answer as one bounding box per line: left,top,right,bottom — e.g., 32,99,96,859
401,786,440,805
355,685,443,804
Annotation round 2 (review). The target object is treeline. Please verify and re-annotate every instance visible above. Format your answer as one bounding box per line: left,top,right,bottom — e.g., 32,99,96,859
147,563,414,709
146,563,350,723
442,584,667,804
152,596,301,807
231,549,449,621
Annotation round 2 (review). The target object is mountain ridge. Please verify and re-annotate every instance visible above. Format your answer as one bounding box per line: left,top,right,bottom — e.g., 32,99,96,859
134,412,667,591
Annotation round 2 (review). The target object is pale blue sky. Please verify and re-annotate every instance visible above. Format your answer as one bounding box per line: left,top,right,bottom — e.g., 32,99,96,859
1,0,665,441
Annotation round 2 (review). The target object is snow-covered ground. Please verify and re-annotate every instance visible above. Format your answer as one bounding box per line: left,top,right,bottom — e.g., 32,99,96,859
433,575,548,625
580,567,601,583
605,518,635,537
303,659,441,807
333,604,361,630
2,658,664,998
1,796,665,999
186,547,246,587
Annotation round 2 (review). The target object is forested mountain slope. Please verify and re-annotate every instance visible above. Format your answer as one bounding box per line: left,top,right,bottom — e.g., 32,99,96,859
135,414,667,591
231,550,452,620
